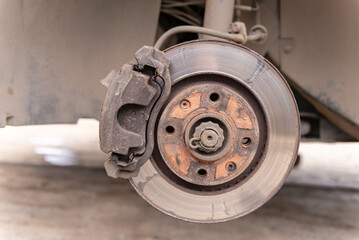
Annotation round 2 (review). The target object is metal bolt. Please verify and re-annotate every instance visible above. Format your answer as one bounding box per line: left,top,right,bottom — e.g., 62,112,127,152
200,129,219,148
227,162,236,172
188,121,225,153
180,100,191,110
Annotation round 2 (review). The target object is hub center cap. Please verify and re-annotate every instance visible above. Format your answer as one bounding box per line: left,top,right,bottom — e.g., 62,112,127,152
189,121,224,153
201,129,218,148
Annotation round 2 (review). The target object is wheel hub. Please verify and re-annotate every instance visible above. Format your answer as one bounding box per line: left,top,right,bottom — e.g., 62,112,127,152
156,79,264,187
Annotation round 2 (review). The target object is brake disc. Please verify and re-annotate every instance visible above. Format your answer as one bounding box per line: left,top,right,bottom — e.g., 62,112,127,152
129,40,300,223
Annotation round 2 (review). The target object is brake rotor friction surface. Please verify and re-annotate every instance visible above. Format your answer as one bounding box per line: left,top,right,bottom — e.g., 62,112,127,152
130,41,300,223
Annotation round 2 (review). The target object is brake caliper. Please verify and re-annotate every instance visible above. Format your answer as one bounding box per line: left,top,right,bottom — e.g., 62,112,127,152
99,46,171,179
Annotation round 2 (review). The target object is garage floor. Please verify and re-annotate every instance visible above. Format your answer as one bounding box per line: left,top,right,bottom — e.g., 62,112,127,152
0,119,358,240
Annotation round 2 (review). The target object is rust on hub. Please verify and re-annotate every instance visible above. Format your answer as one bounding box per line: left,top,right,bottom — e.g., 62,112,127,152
156,81,261,186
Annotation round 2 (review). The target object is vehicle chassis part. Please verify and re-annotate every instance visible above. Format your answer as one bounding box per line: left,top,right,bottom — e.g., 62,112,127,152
129,40,300,222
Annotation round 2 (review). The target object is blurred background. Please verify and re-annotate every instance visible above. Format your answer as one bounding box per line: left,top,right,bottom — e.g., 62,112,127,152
0,119,358,240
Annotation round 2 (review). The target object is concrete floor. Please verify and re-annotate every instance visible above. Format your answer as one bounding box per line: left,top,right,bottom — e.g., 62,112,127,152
0,119,358,239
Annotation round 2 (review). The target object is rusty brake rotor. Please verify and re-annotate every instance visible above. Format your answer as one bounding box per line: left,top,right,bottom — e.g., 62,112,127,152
129,40,300,223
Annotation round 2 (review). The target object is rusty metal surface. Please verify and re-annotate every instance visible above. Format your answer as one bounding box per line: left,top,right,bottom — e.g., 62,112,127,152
99,46,171,178
0,0,161,127
130,40,300,222
155,78,264,188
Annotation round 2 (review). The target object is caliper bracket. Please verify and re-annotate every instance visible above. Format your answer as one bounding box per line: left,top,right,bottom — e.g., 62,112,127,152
99,46,171,179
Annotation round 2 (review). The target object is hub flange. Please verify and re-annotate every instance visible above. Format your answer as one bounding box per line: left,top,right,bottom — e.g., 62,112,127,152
156,80,263,187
